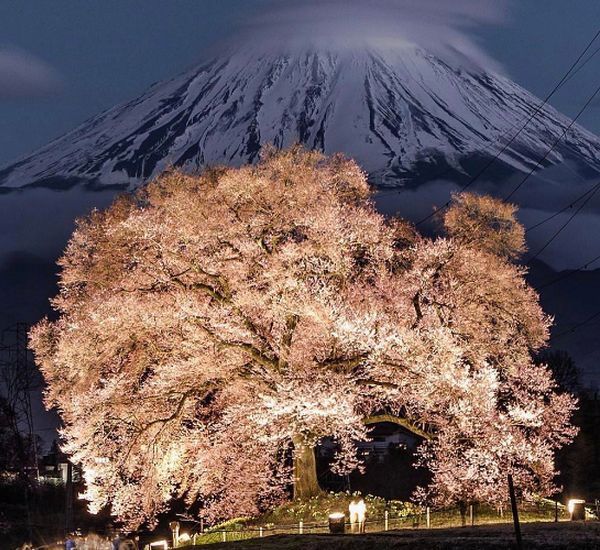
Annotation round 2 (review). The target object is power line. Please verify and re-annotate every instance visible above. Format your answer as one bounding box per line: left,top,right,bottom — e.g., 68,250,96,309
515,75,600,262
537,252,600,289
504,79,600,201
377,37,600,205
551,310,600,341
458,29,600,179
562,42,600,86
527,179,600,263
525,180,600,233
375,118,533,200
377,37,600,204
412,27,600,225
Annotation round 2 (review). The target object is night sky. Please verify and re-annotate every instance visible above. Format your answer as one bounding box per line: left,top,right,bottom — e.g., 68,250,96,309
1,0,600,441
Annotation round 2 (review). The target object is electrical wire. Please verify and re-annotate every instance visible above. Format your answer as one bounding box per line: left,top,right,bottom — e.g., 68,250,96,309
504,79,600,201
562,42,600,86
412,28,600,225
537,252,600,289
376,33,600,203
525,180,600,233
527,181,600,262
551,310,600,341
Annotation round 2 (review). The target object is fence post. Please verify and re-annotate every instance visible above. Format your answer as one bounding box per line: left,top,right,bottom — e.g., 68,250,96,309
384,510,389,531
299,520,303,534
426,507,430,529
259,527,264,538
222,531,226,543
469,504,474,526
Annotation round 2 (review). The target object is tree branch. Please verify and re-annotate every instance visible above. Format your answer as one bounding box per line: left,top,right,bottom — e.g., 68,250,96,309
190,317,279,371
322,353,368,372
412,291,423,328
363,413,433,440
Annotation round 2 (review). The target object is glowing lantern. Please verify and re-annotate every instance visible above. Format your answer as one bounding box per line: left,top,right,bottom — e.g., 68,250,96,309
169,521,180,547
328,512,346,534
568,499,586,521
148,540,168,550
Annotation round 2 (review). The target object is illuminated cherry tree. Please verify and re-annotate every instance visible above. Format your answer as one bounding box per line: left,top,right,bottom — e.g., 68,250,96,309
30,148,576,529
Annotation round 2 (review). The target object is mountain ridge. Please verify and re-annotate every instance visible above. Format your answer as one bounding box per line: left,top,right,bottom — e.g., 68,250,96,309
2,44,600,190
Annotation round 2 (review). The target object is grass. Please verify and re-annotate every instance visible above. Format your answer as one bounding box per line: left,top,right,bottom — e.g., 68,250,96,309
191,521,600,549
182,493,572,546
247,492,417,526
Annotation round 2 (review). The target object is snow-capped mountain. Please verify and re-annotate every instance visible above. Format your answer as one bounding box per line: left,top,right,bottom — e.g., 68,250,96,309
2,43,600,190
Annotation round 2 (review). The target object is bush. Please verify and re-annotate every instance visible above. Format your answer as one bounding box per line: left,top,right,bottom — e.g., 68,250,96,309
247,492,416,526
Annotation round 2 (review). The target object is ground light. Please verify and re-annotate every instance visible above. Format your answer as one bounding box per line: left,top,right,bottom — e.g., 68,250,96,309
568,499,586,520
328,512,346,534
147,540,168,549
169,521,180,547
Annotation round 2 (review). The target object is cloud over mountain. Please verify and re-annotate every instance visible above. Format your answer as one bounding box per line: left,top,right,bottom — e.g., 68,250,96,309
242,0,509,73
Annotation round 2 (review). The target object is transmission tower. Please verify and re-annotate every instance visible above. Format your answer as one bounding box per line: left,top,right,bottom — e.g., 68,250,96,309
0,322,40,479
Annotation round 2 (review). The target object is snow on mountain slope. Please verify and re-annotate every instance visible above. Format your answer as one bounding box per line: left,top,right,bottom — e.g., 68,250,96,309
2,43,600,190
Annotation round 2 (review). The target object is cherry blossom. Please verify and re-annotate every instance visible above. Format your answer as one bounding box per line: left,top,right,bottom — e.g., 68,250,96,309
30,148,576,529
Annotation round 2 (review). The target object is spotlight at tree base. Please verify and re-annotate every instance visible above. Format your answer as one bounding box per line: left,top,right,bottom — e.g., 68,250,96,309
568,499,586,520
328,512,346,534
178,532,191,545
169,520,180,548
147,541,168,550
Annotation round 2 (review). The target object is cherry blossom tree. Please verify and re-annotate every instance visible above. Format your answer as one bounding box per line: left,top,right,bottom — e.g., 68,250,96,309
411,195,577,514
30,148,576,529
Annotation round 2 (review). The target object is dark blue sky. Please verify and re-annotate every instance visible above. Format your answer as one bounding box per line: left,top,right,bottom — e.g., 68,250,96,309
1,0,600,166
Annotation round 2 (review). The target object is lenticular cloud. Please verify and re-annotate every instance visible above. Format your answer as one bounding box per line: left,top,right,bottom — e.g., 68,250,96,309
240,0,509,72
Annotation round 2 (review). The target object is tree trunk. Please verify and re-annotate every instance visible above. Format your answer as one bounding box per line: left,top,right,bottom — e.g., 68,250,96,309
292,436,322,500
459,501,467,527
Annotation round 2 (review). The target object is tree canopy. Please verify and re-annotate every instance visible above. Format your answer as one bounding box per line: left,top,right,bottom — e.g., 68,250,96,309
30,148,576,529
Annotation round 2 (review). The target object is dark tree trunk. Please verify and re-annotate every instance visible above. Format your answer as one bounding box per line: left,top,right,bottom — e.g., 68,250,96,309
459,501,467,527
293,436,322,500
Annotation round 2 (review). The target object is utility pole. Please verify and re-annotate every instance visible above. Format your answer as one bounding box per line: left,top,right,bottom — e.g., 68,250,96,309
65,461,74,535
508,474,523,550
